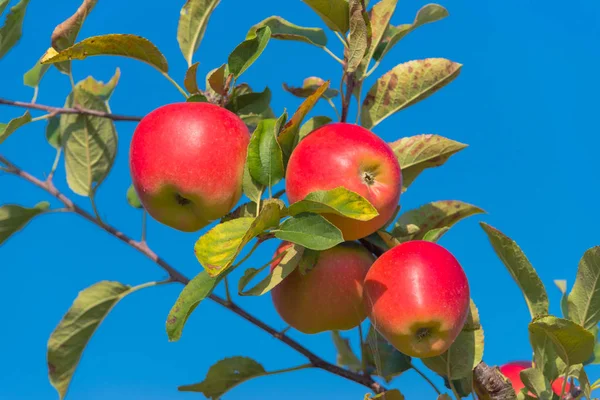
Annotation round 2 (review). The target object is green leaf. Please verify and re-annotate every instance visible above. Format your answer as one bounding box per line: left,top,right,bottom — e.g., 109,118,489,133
422,300,484,379
195,202,283,277
347,0,371,73
242,162,263,203
0,0,9,15
391,200,484,241
248,16,327,47
48,281,146,399
369,389,405,400
298,115,332,142
227,25,271,78
568,246,600,330
282,77,339,100
0,0,30,60
0,202,49,246
389,134,467,191
246,116,285,187
77,69,121,102
519,368,552,400
529,316,595,365
126,184,142,209
41,34,169,73
529,321,560,381
0,111,31,144
178,357,266,398
275,213,344,251
177,0,220,67
298,248,320,275
226,86,272,116
302,0,350,33
166,271,220,341
61,87,117,196
422,227,449,243
186,93,208,102
239,243,303,296
49,0,97,74
480,222,549,318
363,0,398,67
554,280,570,319
373,4,449,61
578,366,592,398
184,62,200,94
437,395,452,400
23,57,51,88
365,325,411,382
584,326,600,365
361,58,462,129
221,202,258,223
45,115,61,149
332,331,361,372
288,186,378,221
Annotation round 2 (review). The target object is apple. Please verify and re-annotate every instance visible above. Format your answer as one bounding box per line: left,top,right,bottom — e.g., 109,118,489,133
363,240,470,358
270,241,375,334
498,361,571,397
285,122,402,241
129,102,250,232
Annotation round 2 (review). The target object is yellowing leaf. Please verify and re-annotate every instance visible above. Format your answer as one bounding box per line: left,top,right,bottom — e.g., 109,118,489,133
364,0,398,65
301,0,350,33
288,186,378,221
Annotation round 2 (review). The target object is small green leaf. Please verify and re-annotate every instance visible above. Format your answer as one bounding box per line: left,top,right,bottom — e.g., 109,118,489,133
41,34,169,73
422,227,449,242
301,0,350,33
480,222,549,319
568,246,600,330
361,59,462,129
23,57,51,88
207,63,230,95
0,0,30,60
184,62,200,94
363,0,398,67
126,184,142,209
298,248,320,275
529,321,560,381
0,202,49,246
0,111,31,144
332,331,361,372
275,213,344,251
529,316,595,365
77,68,121,101
347,0,371,73
389,134,467,191
186,93,208,102
227,25,271,78
242,162,263,203
288,186,378,221
177,0,220,67
519,368,552,400
283,77,339,99
365,325,411,382
166,271,220,341
554,280,570,319
226,86,271,116
391,200,484,240
178,357,266,398
248,16,327,47
45,115,61,149
246,116,285,187
298,116,332,142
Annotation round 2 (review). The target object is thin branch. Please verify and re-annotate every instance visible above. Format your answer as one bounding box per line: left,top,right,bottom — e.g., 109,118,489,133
326,98,341,121
0,98,142,122
322,46,345,65
411,363,442,396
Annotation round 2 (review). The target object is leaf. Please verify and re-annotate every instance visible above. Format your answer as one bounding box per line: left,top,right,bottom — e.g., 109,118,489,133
391,200,484,240
246,116,285,187
298,248,320,275
77,68,121,101
568,247,600,330
529,325,560,382
373,4,449,61
0,202,49,246
227,26,271,78
23,57,51,88
178,357,266,398
288,186,378,221
554,280,570,319
226,86,272,116
422,227,449,242
239,243,303,296
275,213,344,251
389,134,467,191
302,0,350,33
221,202,258,223
242,162,263,203
369,389,405,400
480,223,549,318
529,316,595,365
48,281,144,399
283,77,339,99
195,202,282,277
361,58,462,129
437,395,452,400
166,271,220,341
184,62,200,94
41,34,169,73
248,16,327,47
45,115,61,149
186,93,208,102
519,368,552,400
298,115,332,142
126,184,142,209
177,0,220,67
0,0,30,60
0,111,31,144
61,87,117,196
347,0,371,73
365,325,411,382
332,331,361,372
0,0,8,15
363,0,398,66
578,366,592,398
422,300,484,379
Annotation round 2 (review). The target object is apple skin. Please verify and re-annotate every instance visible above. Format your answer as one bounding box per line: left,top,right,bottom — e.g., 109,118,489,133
285,123,402,241
270,241,376,334
363,240,470,358
129,102,250,232
498,361,570,397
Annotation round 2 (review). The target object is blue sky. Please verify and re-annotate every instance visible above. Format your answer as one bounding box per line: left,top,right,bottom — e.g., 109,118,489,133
1,0,600,399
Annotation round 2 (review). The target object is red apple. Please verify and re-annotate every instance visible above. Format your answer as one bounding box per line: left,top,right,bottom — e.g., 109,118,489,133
363,240,470,358
129,102,250,232
271,241,375,334
498,361,571,397
285,123,401,241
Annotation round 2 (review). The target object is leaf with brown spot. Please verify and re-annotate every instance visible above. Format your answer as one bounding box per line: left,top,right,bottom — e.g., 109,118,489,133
361,58,461,129
282,76,339,99
347,0,371,73
184,62,200,94
362,0,397,69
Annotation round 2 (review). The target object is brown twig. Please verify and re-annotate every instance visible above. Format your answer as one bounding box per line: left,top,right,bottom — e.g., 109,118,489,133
0,153,385,395
0,98,142,122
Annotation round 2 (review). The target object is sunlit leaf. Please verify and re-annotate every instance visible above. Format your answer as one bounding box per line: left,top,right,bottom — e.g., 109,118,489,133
248,16,327,47
529,316,595,365
184,62,200,94
363,0,398,66
227,26,271,78
283,77,339,100
301,0,350,33
554,280,569,320
347,0,371,73
126,184,142,209
0,111,31,144
275,213,344,251
0,0,30,60
177,0,220,67
77,68,121,101
0,202,49,246
568,246,600,330
298,115,332,142
519,368,552,400
288,186,378,221
246,115,286,187
23,57,51,88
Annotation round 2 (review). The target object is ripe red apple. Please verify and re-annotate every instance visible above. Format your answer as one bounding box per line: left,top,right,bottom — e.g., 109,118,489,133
271,241,375,334
363,240,470,358
498,361,571,397
285,123,401,241
129,102,250,232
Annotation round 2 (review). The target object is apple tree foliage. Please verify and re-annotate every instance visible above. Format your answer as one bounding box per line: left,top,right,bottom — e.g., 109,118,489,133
0,0,599,399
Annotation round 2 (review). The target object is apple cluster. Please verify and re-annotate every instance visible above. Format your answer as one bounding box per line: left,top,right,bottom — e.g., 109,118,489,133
129,101,471,359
